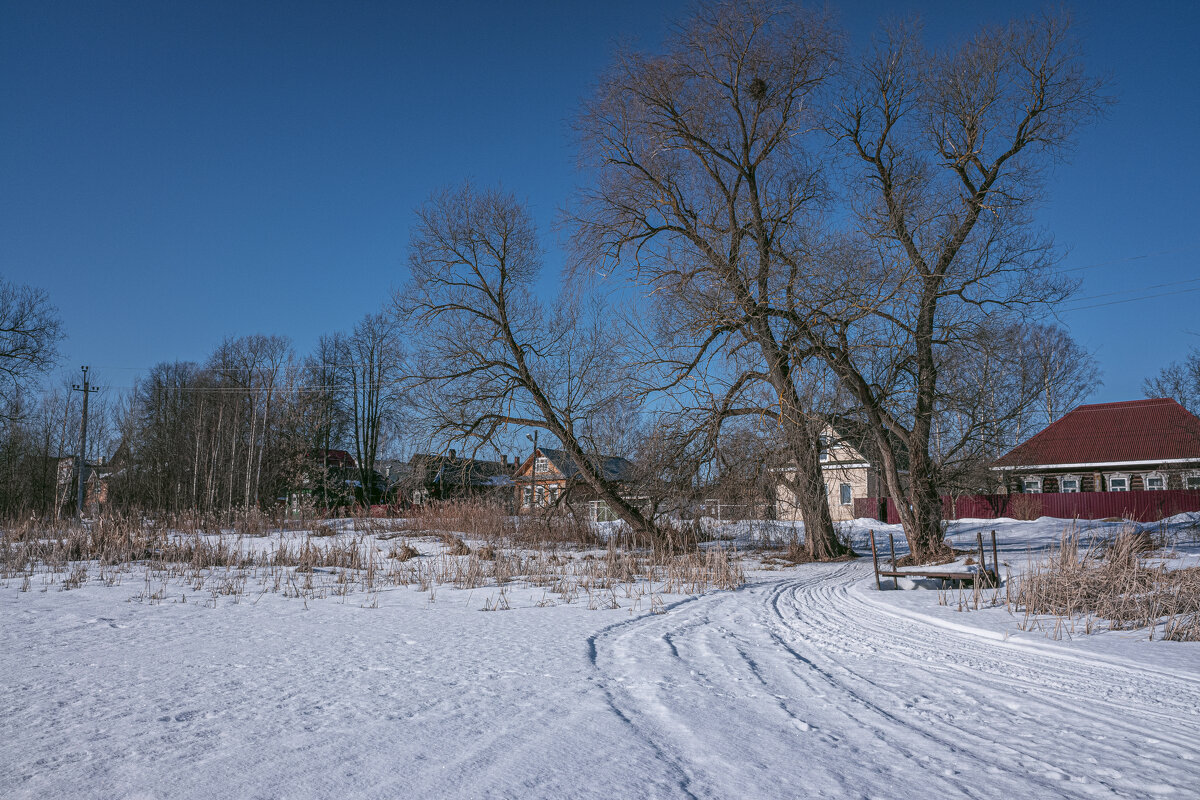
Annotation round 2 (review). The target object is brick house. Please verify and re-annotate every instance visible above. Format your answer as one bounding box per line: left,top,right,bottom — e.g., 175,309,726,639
992,398,1200,494
55,455,118,515
775,421,895,523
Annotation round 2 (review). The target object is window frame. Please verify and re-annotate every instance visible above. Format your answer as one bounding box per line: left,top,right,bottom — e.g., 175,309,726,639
1186,471,1200,491
1106,472,1130,492
1022,476,1043,494
1059,474,1080,494
1143,471,1167,491
839,483,852,506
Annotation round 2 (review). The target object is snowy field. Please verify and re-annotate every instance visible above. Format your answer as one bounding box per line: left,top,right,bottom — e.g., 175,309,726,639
3,515,1199,799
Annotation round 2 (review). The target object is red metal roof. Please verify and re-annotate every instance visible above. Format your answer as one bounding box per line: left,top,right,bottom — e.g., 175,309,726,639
312,449,357,469
993,399,1200,468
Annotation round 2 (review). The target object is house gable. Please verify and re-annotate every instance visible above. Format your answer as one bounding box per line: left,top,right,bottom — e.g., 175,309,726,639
513,448,634,483
513,450,566,481
818,423,870,468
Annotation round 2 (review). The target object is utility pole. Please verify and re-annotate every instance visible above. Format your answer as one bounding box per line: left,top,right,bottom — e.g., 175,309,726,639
526,430,538,509
71,366,100,518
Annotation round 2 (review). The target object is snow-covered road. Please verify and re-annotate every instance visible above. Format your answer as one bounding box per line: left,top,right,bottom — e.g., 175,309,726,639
4,558,1198,798
594,561,1200,799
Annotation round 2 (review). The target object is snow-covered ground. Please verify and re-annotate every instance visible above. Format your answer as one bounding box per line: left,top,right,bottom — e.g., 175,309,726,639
3,515,1198,798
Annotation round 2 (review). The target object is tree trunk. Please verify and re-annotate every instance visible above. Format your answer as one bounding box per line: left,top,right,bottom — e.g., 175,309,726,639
905,446,947,562
752,320,850,560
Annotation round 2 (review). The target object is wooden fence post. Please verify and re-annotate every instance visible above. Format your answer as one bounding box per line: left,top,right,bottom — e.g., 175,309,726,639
991,530,999,586
888,532,897,571
870,530,882,590
976,530,986,581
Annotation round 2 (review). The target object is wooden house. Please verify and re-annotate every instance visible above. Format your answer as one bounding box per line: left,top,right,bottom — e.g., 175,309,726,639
511,447,637,521
406,450,514,506
992,398,1200,493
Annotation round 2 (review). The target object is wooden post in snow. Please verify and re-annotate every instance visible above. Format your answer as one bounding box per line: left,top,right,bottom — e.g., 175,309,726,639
888,532,897,571
976,531,987,586
991,530,1000,587
870,530,882,590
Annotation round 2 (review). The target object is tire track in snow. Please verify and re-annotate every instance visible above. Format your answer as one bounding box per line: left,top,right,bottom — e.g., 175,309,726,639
590,561,1200,799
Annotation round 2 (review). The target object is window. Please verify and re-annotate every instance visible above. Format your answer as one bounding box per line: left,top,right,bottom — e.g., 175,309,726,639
1144,472,1166,491
1187,474,1200,491
589,500,617,522
839,483,852,505
522,487,532,507
550,486,560,503
1059,477,1080,494
534,456,550,474
1022,477,1042,494
1107,475,1129,492
535,486,546,506
818,435,830,462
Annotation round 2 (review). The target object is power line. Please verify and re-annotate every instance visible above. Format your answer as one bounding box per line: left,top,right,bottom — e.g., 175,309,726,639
74,378,412,394
59,244,1199,388
1060,284,1200,313
1068,274,1200,304
86,362,393,372
1058,243,1200,274
69,366,101,518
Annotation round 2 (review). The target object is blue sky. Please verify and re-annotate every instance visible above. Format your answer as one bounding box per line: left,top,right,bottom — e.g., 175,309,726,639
2,0,1198,401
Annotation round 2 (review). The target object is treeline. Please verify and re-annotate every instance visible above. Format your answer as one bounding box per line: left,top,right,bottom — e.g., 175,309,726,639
0,312,408,518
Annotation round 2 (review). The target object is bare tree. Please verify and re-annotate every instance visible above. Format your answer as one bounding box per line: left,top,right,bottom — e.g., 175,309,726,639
1023,323,1101,427
573,3,1106,561
812,12,1109,558
926,320,1096,496
339,313,405,501
0,278,63,407
397,183,661,540
1145,345,1200,413
572,1,850,559
114,336,304,514
291,333,354,504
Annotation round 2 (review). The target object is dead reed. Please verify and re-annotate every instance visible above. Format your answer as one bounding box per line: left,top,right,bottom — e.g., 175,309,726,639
1014,527,1199,641
0,504,745,612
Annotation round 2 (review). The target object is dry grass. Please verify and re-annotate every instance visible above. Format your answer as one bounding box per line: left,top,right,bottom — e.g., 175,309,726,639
1007,494,1042,522
0,504,745,613
402,501,518,543
1013,527,1200,641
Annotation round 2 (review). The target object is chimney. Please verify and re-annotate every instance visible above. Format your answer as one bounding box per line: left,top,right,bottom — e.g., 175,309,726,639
501,454,509,469
448,448,457,460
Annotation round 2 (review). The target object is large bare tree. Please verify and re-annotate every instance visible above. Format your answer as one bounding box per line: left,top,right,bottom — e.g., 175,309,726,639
572,1,850,558
397,183,662,541
808,12,1109,558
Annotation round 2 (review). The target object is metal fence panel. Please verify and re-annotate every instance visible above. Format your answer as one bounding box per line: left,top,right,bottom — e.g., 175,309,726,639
855,490,1200,524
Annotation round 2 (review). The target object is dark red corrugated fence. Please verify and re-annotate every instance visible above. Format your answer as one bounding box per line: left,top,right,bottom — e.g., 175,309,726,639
853,490,1200,524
